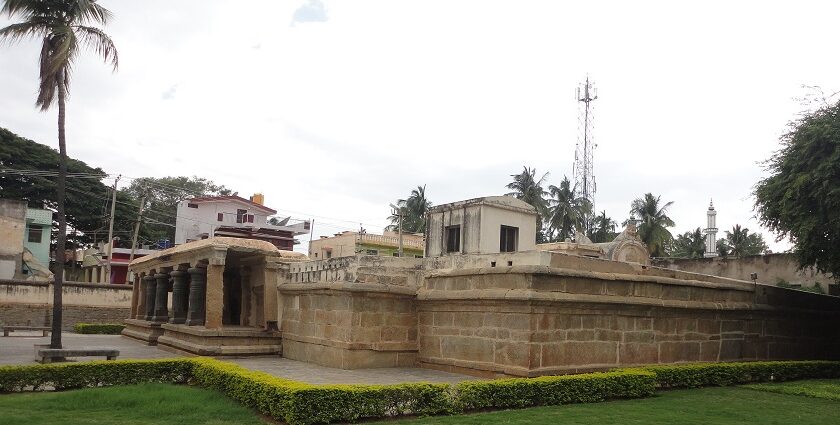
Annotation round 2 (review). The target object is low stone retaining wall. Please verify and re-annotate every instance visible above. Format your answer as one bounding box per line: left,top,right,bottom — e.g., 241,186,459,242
0,279,131,330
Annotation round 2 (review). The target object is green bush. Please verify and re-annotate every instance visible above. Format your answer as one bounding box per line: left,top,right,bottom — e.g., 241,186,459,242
0,359,192,392
454,369,656,411
73,323,125,334
639,361,840,388
191,358,454,424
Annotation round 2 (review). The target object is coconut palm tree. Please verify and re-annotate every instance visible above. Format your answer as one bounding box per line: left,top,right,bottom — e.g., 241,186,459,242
506,166,549,241
724,224,768,258
588,210,617,243
628,193,675,257
671,227,706,258
386,185,432,233
1,0,118,349
546,177,591,242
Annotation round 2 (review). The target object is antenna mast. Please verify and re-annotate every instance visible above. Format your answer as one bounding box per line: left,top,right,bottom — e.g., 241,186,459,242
573,76,597,214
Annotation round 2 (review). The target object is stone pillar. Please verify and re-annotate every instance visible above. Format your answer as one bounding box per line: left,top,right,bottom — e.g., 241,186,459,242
130,274,140,319
91,267,99,284
185,267,207,326
262,261,282,328
143,274,157,321
205,264,225,329
152,273,170,322
170,269,189,324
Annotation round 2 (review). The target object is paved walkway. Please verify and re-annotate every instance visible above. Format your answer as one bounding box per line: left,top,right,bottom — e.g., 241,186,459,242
0,332,475,385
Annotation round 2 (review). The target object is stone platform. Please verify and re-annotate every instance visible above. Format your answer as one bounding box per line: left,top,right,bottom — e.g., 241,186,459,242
121,319,164,345
156,324,282,356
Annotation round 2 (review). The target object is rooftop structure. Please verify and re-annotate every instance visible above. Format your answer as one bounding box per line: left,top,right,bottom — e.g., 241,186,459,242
309,230,424,259
425,196,537,257
174,193,310,251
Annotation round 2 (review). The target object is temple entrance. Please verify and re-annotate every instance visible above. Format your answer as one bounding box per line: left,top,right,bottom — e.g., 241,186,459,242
223,269,242,325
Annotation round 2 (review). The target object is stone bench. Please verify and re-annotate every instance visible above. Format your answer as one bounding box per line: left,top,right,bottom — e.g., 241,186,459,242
37,348,120,363
3,326,50,337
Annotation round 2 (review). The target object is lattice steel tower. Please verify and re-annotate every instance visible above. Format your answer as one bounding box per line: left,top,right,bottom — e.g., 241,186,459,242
573,76,597,211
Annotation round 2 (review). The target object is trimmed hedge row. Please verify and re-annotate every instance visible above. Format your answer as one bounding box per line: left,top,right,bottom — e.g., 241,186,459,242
454,369,656,410
0,359,191,392
3,359,840,424
0,358,655,424
638,361,840,388
73,323,126,334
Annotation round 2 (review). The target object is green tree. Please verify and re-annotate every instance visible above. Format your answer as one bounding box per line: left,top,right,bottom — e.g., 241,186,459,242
587,210,618,243
670,228,706,258
506,166,550,242
717,238,731,258
724,224,768,258
122,176,232,244
754,98,840,279
628,193,675,258
0,127,137,247
2,0,118,348
386,185,432,233
546,176,591,242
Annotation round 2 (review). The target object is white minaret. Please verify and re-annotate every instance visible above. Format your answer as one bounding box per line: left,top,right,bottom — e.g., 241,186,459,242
704,200,718,257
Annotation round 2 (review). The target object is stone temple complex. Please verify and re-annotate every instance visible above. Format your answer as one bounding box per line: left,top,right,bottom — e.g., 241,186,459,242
124,195,840,377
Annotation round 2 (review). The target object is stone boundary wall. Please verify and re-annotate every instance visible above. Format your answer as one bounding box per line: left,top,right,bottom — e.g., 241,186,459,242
0,279,131,330
417,265,840,377
652,253,835,291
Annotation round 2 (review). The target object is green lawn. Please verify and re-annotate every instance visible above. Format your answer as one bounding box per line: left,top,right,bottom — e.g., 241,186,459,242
388,386,840,424
743,379,840,401
2,382,839,425
0,383,267,425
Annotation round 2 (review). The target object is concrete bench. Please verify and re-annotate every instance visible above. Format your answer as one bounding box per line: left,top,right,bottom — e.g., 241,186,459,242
37,348,120,363
3,326,50,337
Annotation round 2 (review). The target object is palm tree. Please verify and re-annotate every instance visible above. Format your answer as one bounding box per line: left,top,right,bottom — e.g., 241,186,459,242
671,228,706,258
2,0,118,349
546,177,591,242
628,193,675,257
386,185,432,233
506,166,549,241
725,224,768,258
588,210,617,243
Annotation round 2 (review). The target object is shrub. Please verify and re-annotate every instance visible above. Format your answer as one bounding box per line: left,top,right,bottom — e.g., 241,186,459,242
454,369,656,411
0,359,192,392
640,361,840,388
73,323,126,334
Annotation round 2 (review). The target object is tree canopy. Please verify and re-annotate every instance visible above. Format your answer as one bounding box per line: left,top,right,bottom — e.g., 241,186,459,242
386,185,432,234
629,193,675,257
718,224,768,258
671,227,706,258
754,98,840,279
546,176,591,242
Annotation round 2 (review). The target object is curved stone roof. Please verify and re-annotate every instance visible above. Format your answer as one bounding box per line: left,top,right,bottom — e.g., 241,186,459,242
130,236,307,267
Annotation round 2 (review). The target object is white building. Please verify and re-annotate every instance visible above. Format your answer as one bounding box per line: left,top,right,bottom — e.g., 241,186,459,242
174,194,310,251
704,200,718,257
425,196,537,257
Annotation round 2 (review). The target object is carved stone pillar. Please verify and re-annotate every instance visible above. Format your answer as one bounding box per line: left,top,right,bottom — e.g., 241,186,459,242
152,273,170,322
240,267,251,327
143,275,157,321
205,264,225,329
170,269,189,324
185,267,207,326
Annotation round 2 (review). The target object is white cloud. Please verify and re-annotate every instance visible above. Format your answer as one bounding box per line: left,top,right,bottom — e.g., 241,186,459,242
292,0,328,25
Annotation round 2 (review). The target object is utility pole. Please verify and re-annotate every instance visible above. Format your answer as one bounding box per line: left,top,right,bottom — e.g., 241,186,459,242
104,175,120,284
128,194,146,266
390,204,404,257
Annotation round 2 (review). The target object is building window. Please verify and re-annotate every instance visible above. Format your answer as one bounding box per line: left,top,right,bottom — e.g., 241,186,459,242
500,225,518,252
415,255,423,258
314,253,318,258
326,251,332,259
27,225,43,243
236,209,247,223
247,214,254,223
217,213,223,222
445,225,461,253
365,249,378,255
392,252,399,257
187,203,198,209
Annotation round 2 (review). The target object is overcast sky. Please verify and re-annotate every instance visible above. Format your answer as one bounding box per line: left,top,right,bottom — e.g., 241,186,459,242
2,0,838,253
